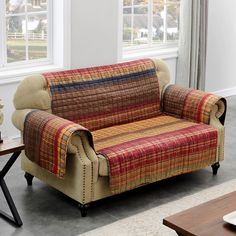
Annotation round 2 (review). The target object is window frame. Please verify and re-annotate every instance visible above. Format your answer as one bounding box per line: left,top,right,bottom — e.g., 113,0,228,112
0,0,71,83
122,0,180,54
0,0,5,68
0,0,53,70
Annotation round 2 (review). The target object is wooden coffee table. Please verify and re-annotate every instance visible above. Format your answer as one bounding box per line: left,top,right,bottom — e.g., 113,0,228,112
163,191,236,236
0,138,24,227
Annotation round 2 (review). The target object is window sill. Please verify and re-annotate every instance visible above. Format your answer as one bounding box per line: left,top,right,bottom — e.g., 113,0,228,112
0,64,68,85
122,47,178,61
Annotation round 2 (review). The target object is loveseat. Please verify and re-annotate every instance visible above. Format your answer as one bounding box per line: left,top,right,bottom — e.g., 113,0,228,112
12,59,226,217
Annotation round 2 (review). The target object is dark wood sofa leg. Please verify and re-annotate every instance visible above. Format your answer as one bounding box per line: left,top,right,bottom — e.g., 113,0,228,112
177,233,184,236
78,203,90,217
211,162,220,175
24,172,34,186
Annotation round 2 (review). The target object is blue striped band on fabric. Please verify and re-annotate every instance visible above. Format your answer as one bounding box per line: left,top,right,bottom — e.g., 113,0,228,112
50,68,157,93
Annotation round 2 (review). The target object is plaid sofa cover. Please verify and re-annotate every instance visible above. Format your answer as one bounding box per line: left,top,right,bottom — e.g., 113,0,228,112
93,115,218,194
23,59,226,194
24,110,93,178
163,85,227,124
43,59,160,131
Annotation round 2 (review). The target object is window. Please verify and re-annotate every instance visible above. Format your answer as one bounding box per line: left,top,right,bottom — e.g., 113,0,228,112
123,0,180,50
0,0,51,68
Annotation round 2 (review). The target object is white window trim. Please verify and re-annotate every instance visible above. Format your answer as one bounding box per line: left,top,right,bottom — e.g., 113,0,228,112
123,46,178,61
0,0,5,68
121,0,179,61
1,0,52,68
0,0,71,84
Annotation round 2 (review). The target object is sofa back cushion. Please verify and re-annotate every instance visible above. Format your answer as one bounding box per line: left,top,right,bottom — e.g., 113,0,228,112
43,59,161,131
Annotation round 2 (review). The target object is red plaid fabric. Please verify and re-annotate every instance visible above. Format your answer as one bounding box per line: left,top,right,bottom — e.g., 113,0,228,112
163,85,224,124
43,59,160,131
23,110,91,178
22,61,224,193
93,115,218,194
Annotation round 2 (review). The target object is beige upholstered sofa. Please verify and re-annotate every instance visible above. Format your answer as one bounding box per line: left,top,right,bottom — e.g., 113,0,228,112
12,59,226,216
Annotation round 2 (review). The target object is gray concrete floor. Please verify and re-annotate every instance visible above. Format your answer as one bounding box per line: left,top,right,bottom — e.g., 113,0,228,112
0,96,235,236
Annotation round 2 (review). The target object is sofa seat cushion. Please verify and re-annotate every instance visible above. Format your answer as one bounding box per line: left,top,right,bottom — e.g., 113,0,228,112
93,115,218,193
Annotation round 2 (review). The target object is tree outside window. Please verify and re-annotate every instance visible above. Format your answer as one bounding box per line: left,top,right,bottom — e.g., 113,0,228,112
1,0,50,66
123,0,180,48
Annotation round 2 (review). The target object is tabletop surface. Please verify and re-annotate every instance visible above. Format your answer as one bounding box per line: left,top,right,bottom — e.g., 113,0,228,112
163,191,236,236
0,138,25,156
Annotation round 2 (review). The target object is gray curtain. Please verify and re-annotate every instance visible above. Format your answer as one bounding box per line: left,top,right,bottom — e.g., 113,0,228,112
176,0,208,90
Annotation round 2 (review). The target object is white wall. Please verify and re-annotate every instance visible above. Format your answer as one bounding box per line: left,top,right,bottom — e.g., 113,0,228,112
163,58,176,84
0,81,21,138
206,0,236,95
0,1,177,138
71,0,121,68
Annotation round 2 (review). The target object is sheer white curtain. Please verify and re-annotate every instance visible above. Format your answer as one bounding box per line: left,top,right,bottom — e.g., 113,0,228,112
176,0,208,90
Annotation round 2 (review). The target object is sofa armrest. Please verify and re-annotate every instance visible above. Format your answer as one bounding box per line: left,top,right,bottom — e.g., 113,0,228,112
12,109,34,132
12,109,99,181
162,84,226,125
12,109,87,154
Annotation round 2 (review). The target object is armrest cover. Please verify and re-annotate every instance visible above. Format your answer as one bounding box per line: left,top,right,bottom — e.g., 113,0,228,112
23,110,94,178
162,85,226,125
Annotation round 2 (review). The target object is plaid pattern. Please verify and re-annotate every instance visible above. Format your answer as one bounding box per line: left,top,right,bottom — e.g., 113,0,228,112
43,59,160,131
23,60,223,192
24,110,91,178
163,85,223,124
93,115,218,194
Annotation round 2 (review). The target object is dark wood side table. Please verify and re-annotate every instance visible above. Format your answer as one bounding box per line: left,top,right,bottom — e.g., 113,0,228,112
163,191,236,236
0,138,24,227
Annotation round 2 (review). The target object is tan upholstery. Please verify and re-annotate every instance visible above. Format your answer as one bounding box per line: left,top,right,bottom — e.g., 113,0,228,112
12,59,225,206
210,103,225,162
98,154,109,176
14,75,51,110
152,58,170,97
